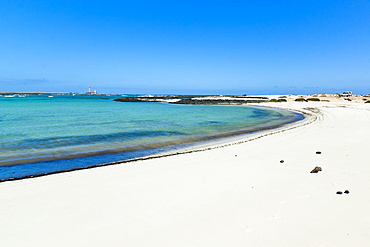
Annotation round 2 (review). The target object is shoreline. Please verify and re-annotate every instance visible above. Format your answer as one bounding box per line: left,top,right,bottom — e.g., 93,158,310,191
0,105,307,183
154,105,314,155
1,100,369,246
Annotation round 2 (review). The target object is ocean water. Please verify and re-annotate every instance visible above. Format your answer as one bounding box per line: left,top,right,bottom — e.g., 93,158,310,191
0,94,303,180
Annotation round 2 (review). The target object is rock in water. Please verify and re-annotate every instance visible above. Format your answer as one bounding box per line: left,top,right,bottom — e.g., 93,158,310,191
310,166,322,173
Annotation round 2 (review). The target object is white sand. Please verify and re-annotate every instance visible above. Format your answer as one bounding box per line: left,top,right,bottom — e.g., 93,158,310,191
1,101,370,246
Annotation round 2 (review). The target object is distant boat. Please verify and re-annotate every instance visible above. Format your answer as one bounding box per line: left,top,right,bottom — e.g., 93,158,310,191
48,96,54,98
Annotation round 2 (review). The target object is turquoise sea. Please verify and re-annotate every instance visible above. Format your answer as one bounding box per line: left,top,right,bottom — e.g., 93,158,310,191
0,94,303,181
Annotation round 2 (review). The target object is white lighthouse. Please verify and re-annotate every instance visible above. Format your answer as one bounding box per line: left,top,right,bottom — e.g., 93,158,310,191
86,85,97,95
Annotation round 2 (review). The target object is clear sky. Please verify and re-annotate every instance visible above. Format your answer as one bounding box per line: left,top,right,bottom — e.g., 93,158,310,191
1,0,369,95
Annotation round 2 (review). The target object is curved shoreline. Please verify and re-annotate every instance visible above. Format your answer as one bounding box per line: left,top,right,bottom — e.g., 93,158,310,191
0,105,314,183
2,102,369,246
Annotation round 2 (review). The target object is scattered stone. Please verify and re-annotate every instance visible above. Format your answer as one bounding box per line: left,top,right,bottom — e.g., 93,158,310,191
310,166,322,173
280,160,284,163
316,151,322,154
336,191,343,195
344,190,350,194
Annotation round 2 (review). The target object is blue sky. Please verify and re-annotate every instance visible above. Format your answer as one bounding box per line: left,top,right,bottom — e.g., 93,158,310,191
0,0,369,95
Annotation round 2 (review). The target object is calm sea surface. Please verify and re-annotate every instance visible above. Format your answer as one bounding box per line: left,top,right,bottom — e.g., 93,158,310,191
0,94,303,180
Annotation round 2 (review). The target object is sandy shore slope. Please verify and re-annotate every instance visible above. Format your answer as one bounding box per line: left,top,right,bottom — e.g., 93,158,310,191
0,101,369,246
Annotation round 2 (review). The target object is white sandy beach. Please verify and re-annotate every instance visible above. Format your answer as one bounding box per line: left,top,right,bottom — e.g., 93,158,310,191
1,100,370,246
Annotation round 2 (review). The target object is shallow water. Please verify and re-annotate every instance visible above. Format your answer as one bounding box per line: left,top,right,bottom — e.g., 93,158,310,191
0,94,303,180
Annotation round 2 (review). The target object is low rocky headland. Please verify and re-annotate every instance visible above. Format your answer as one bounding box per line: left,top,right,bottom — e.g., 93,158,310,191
114,94,370,104
113,95,269,104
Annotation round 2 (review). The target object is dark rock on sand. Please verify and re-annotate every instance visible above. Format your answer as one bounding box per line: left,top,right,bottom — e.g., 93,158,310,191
316,151,322,154
344,190,350,194
310,166,322,173
336,191,343,195
280,160,284,163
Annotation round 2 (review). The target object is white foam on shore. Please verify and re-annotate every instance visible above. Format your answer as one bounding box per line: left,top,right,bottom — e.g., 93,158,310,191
0,101,369,247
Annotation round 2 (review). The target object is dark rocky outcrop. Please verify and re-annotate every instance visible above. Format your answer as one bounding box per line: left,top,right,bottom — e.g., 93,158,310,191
114,96,189,103
172,98,268,105
114,96,269,105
